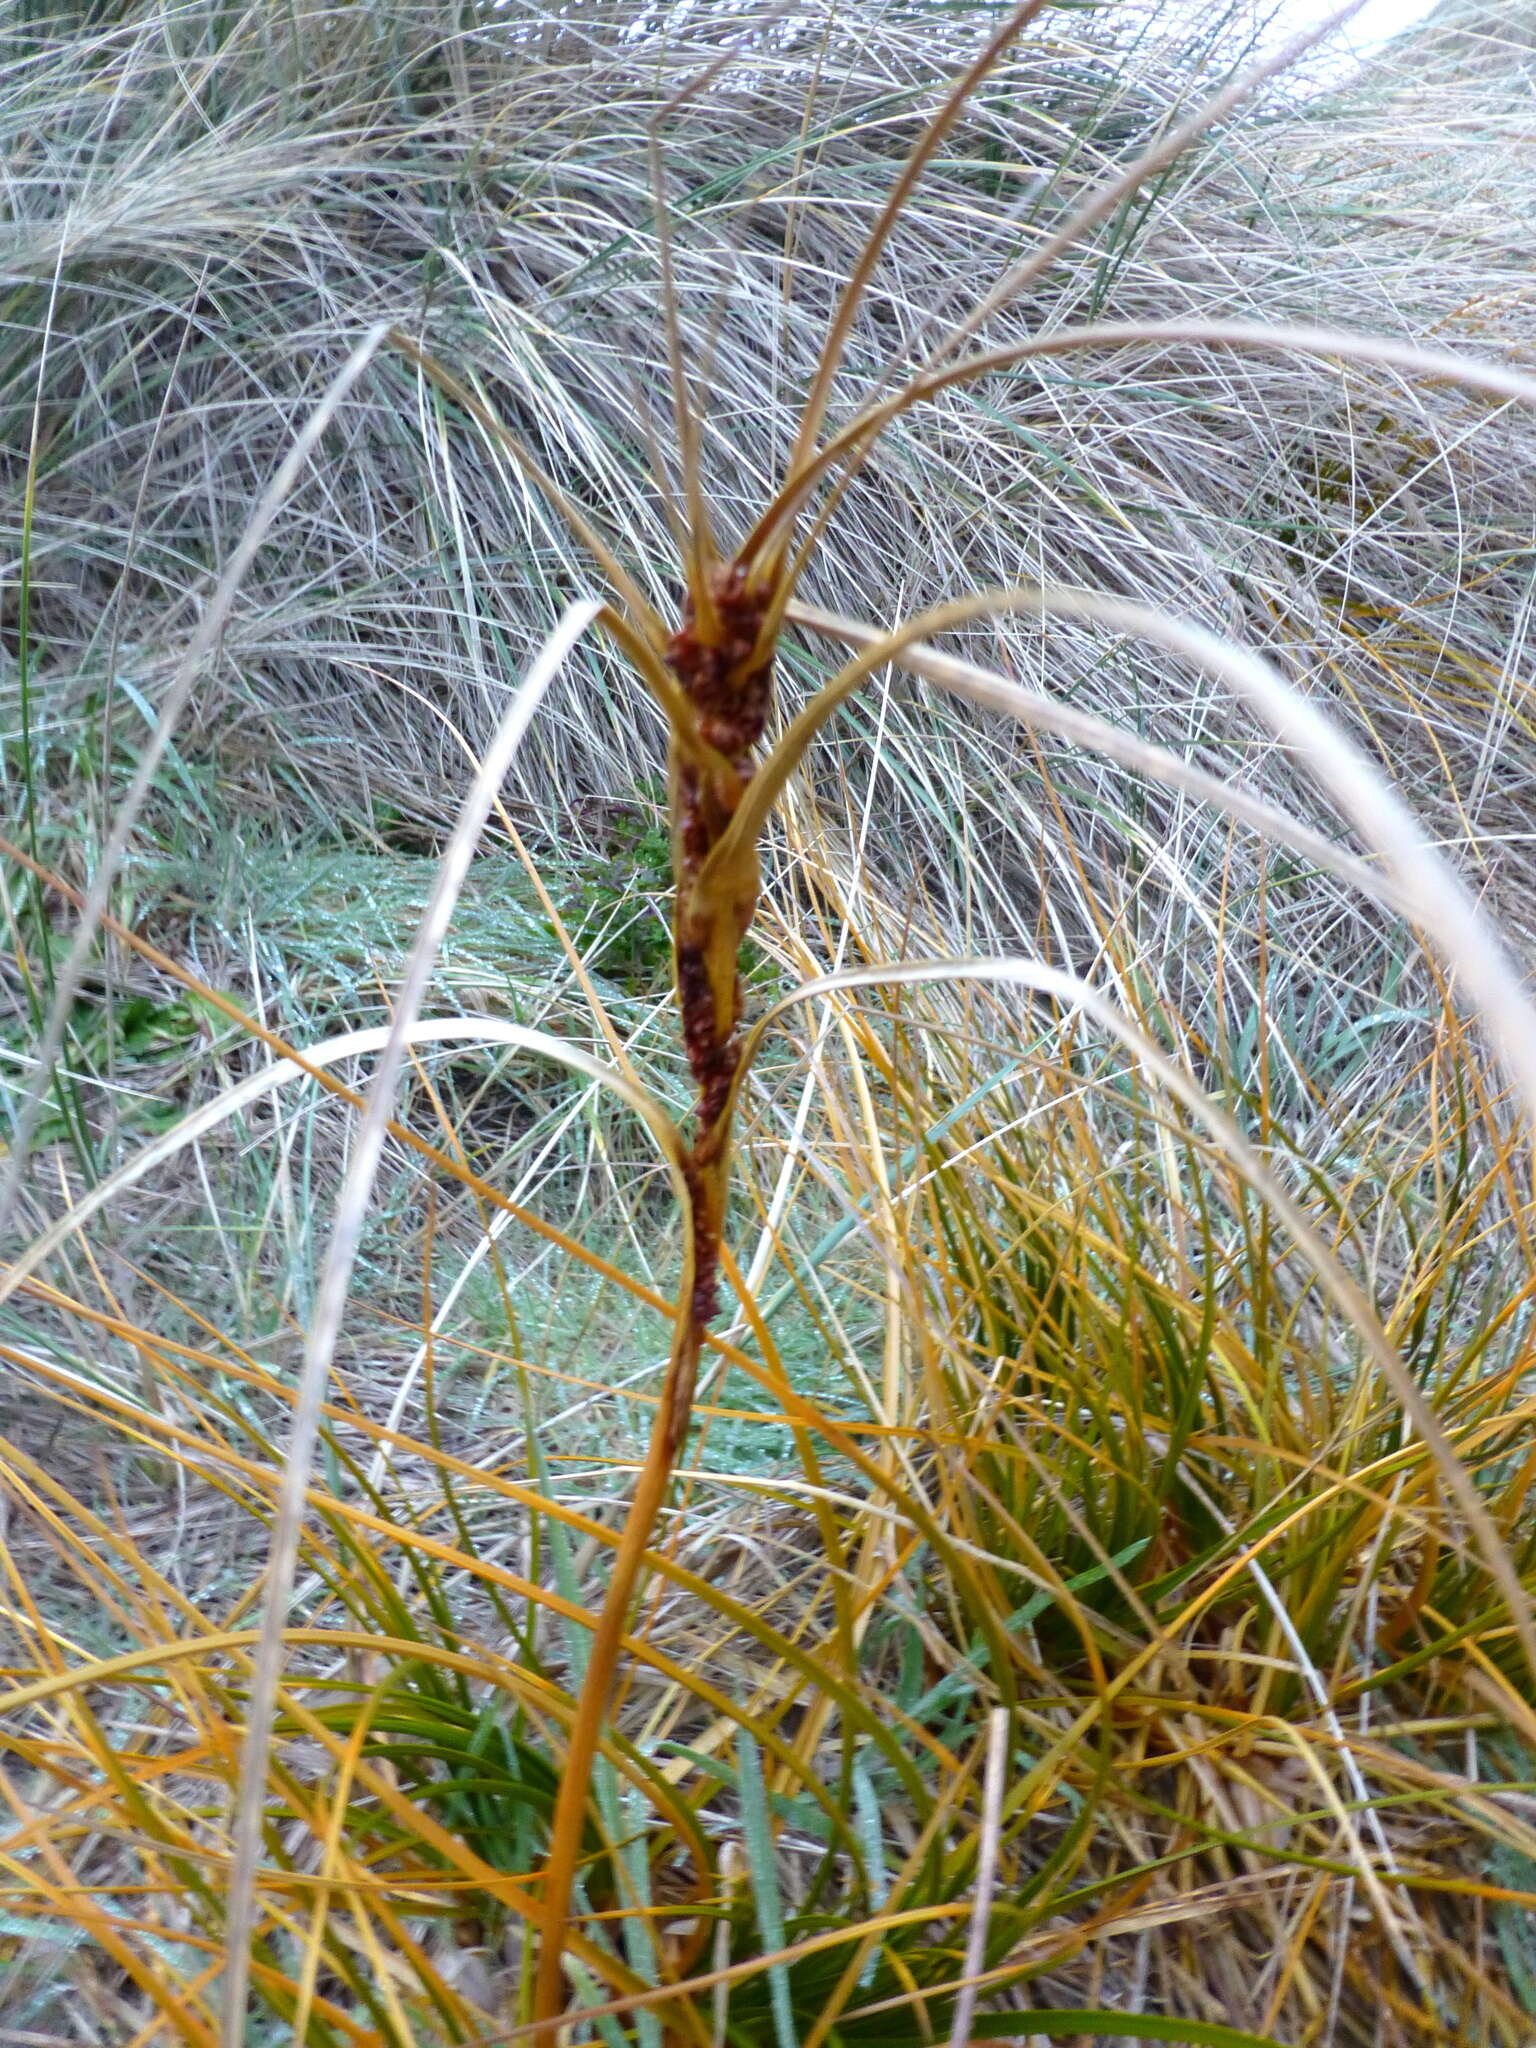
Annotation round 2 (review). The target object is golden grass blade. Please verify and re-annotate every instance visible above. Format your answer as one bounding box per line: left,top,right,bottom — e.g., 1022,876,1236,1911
948,1704,1010,2048
1174,1466,1427,1990
0,1368,863,1855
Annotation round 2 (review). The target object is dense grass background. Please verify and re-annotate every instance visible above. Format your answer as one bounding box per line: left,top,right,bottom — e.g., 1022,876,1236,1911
4,0,1536,2042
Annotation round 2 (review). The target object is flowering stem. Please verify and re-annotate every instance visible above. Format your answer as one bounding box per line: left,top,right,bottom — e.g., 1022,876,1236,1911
532,561,775,2040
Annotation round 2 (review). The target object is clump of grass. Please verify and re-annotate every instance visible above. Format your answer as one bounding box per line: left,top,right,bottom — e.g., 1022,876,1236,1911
5,2,1536,2046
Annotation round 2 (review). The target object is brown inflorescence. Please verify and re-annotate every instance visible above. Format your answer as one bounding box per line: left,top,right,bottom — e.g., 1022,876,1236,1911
664,559,775,1330
666,560,775,772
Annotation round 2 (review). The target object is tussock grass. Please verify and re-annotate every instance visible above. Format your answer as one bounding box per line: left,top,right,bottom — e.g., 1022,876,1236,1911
4,0,1536,2044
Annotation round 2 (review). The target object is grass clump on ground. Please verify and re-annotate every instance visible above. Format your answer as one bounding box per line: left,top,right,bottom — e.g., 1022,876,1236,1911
3,0,1536,2043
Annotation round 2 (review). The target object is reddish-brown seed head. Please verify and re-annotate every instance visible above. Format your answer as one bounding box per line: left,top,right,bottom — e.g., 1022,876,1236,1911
665,560,774,771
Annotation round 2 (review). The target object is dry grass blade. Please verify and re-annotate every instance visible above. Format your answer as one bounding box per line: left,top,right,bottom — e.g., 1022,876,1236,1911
948,1704,1010,2048
915,0,1377,371
784,596,1417,919
760,317,1536,563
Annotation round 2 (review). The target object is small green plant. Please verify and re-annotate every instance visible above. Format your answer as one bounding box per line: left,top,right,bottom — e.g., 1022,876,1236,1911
567,789,676,994
0,980,209,1149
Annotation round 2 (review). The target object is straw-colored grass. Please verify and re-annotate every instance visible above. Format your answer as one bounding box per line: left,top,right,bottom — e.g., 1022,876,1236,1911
3,1,1536,2043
